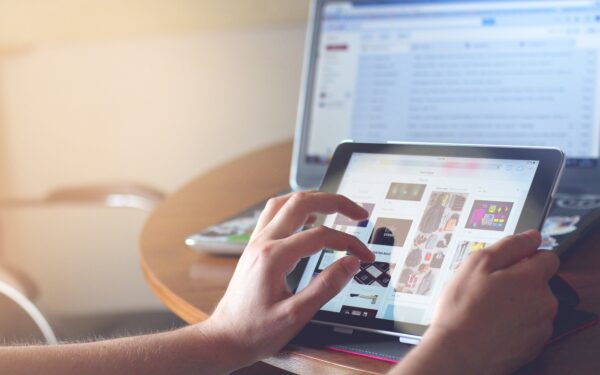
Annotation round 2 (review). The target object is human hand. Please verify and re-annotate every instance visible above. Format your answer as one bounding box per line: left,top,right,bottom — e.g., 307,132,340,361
394,230,559,375
202,191,375,370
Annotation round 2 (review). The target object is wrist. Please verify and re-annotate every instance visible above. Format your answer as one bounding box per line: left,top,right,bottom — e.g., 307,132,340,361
396,328,482,375
180,319,257,374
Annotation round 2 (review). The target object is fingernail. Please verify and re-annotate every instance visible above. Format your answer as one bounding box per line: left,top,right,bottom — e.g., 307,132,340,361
341,256,360,275
521,230,541,244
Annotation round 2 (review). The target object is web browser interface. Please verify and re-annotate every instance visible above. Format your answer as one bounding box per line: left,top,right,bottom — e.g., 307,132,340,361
306,0,600,166
296,152,539,325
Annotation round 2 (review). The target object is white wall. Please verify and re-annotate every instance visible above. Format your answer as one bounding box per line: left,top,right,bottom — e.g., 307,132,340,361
0,25,306,315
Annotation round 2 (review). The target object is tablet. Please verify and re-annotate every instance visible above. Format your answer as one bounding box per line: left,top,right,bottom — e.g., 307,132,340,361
289,142,565,342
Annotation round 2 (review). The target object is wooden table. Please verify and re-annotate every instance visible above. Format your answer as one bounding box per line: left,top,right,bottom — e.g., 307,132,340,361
140,140,600,374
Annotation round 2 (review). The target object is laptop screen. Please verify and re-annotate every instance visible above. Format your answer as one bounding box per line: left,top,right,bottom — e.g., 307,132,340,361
302,0,600,169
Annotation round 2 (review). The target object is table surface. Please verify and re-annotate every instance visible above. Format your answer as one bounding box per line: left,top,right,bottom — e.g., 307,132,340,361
140,140,600,374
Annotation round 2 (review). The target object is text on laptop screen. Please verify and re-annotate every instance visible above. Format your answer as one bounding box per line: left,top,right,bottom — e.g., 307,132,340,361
296,152,539,325
305,0,600,166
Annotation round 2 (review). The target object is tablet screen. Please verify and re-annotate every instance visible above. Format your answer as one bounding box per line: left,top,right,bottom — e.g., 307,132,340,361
296,152,539,326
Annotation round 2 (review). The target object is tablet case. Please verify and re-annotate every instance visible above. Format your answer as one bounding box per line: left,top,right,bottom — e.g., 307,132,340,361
544,195,600,258
293,276,598,364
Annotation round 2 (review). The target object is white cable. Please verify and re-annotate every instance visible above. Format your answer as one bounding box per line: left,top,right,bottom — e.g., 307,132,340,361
0,281,57,345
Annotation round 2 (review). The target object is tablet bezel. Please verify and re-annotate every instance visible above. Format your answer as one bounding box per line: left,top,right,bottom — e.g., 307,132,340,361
288,142,565,337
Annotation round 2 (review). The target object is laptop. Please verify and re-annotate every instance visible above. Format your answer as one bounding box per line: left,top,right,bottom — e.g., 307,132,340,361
187,0,600,256
290,0,600,255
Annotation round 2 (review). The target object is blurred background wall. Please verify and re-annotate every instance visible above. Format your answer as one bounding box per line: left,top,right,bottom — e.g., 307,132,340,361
0,0,308,330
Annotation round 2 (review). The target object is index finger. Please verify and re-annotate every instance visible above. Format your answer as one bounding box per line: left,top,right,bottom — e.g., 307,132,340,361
266,192,369,239
276,225,374,266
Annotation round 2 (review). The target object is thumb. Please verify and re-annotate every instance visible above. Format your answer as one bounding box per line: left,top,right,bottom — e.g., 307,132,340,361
288,255,360,324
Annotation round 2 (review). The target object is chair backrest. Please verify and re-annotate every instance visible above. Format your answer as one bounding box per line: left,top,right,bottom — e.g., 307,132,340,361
0,182,165,342
44,183,165,212
0,280,57,344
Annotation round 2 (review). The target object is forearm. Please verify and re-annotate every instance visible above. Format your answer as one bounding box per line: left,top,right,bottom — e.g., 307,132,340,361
0,323,248,375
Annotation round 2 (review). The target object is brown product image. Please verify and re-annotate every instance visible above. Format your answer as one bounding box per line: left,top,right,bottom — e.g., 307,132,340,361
419,193,449,233
386,183,427,201
404,248,423,267
368,217,413,247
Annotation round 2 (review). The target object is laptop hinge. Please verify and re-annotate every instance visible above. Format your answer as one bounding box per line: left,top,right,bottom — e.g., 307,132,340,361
399,336,421,345
333,326,354,335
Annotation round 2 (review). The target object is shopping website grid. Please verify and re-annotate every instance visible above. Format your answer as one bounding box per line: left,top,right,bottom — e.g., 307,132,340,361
306,0,600,163
297,153,539,325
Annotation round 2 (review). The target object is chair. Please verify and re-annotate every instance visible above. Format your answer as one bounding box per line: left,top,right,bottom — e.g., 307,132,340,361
0,182,165,344
0,266,57,344
1,183,164,212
